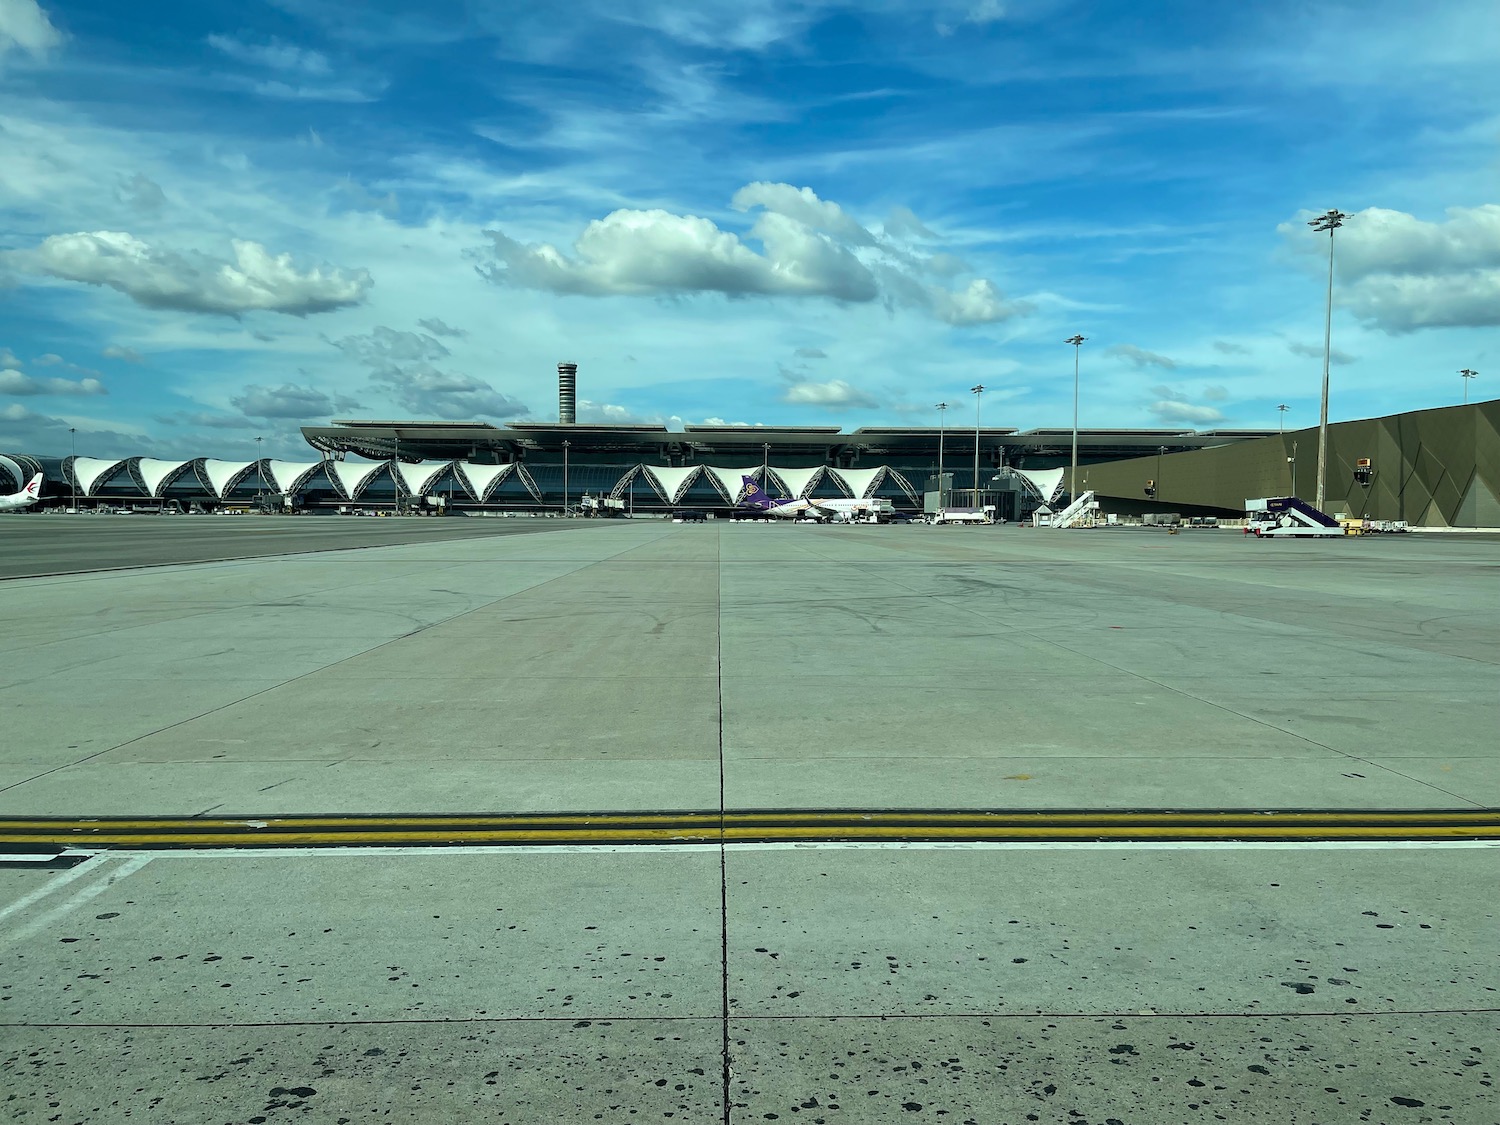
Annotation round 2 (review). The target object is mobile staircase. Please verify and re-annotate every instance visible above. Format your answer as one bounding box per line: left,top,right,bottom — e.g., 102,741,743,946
1245,497,1344,538
1050,490,1098,529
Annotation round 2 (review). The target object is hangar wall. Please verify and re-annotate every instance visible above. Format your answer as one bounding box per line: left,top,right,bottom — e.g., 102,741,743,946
1084,400,1500,527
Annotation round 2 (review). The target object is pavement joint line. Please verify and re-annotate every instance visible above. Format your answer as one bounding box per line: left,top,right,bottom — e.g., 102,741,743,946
5,1006,1498,1030
714,524,733,1125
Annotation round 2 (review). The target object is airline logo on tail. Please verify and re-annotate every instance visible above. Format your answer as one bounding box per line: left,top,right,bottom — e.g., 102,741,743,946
0,472,45,512
739,475,778,510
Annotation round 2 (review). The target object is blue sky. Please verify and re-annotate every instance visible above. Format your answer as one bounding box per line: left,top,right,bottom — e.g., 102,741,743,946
1,0,1496,458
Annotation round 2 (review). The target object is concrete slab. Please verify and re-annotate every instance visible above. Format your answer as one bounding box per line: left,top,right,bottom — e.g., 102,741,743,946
725,847,1500,1018
0,1020,722,1122
729,1013,1495,1124
1,851,722,1023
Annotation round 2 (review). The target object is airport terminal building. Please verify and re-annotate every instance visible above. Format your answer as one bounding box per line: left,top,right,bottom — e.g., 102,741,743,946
4,399,1496,526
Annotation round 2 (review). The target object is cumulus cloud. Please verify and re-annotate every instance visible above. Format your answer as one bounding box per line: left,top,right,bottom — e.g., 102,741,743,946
207,33,330,75
102,344,143,363
1146,385,1226,426
231,382,340,419
1283,205,1500,332
0,404,158,459
333,325,527,420
472,183,1029,326
781,378,879,410
416,317,466,338
883,205,938,242
12,231,372,316
0,369,106,396
1287,340,1358,365
1108,343,1177,369
0,347,19,368
1212,340,1250,355
0,0,62,64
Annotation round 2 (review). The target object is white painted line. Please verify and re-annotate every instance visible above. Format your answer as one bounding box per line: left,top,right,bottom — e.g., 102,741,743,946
0,855,152,947
46,838,1500,861
0,853,117,924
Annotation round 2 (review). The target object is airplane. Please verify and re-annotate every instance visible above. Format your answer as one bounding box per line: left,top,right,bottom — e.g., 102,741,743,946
0,472,45,512
736,475,893,522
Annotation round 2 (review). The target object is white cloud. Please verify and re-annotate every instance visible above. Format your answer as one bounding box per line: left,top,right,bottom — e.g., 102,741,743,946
0,347,19,368
473,183,1030,325
0,369,106,396
781,378,878,410
0,0,62,64
1145,384,1226,426
206,33,331,75
416,317,466,338
333,325,527,420
13,231,372,316
102,344,144,363
1108,343,1177,369
1287,340,1358,365
115,172,166,214
231,383,340,419
883,205,938,242
1283,205,1500,333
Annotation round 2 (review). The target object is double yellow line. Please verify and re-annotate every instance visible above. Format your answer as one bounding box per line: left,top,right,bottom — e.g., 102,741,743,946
3,809,1498,850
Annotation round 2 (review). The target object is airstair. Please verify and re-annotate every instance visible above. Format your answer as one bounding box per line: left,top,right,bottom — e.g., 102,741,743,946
1050,490,1098,529
1245,497,1344,538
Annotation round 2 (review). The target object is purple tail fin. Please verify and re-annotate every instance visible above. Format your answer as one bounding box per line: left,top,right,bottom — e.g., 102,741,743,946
739,475,774,509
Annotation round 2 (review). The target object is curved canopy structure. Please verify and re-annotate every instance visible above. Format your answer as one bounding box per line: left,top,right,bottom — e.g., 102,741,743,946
71,457,132,496
829,466,884,499
328,459,387,499
0,454,41,492
198,459,259,497
455,462,515,501
641,465,704,504
134,457,199,497
702,466,764,502
395,460,451,496
263,460,325,494
768,465,825,499
1015,467,1066,504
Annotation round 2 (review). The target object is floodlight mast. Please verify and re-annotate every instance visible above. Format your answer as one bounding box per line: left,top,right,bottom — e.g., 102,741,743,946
1065,335,1086,499
1308,208,1346,512
1277,404,1289,433
935,402,948,506
1460,368,1478,405
971,385,984,509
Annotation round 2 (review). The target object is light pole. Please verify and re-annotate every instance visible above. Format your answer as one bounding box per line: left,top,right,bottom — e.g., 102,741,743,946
1308,208,1346,512
1289,440,1298,498
762,443,770,493
1277,404,1289,433
562,440,571,515
391,430,401,514
69,426,77,511
935,402,948,508
1157,445,1167,502
971,384,984,508
1460,368,1478,404
255,435,265,503
1065,335,1085,500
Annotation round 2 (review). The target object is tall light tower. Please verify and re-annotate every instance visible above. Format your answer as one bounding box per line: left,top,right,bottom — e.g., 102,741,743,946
762,442,770,493
971,385,984,508
68,426,77,511
935,402,948,507
1308,208,1346,511
1277,404,1289,433
255,435,265,502
1065,335,1086,499
1460,368,1478,404
562,440,571,515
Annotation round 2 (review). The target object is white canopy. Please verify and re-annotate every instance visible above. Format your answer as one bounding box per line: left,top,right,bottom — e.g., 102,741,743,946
642,464,704,504
829,466,886,499
395,460,451,496
456,462,515,501
133,457,198,497
768,465,825,499
702,466,764,502
1014,467,1066,504
328,459,386,499
71,457,131,496
198,459,258,497
264,460,325,494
